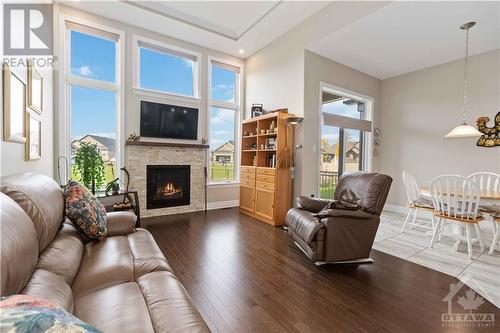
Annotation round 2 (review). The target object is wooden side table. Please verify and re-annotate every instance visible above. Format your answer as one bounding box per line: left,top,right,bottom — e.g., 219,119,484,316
96,191,141,227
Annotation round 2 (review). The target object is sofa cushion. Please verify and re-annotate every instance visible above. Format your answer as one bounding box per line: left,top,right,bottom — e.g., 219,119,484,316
37,222,84,285
22,269,74,312
74,282,155,333
0,193,38,296
1,173,65,252
72,229,171,297
72,236,135,297
137,271,210,333
64,180,107,241
0,294,101,333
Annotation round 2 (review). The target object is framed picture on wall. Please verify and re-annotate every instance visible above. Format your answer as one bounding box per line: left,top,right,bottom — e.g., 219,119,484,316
3,64,26,143
28,60,43,114
25,112,41,160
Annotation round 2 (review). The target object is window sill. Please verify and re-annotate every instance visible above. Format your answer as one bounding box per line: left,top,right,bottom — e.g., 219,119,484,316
207,182,240,188
132,87,201,104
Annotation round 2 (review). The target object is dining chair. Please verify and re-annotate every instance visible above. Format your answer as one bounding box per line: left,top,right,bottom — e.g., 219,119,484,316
468,172,500,256
467,172,500,211
490,213,500,255
429,175,485,259
401,171,434,233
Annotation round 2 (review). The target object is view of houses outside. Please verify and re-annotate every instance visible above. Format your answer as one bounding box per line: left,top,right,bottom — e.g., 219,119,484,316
210,140,235,180
320,97,363,198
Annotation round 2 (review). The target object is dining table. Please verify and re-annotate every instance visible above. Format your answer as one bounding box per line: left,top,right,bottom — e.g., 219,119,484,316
420,186,500,212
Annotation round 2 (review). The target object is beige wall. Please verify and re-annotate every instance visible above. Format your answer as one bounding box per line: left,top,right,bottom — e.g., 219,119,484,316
1,66,54,178
245,34,305,117
379,49,500,206
245,1,388,202
55,5,244,205
300,51,381,197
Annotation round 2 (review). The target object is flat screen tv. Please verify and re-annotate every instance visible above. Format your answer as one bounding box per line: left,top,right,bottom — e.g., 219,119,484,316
140,101,198,140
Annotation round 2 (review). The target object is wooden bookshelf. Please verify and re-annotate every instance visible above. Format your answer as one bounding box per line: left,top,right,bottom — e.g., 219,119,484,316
239,110,294,226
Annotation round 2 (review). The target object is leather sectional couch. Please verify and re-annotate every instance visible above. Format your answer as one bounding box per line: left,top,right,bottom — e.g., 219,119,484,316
0,173,209,332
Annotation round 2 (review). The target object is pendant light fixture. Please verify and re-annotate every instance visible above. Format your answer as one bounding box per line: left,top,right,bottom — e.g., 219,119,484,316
445,21,482,138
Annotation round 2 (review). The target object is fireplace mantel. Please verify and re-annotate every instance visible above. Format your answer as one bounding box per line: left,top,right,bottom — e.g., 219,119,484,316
126,141,209,149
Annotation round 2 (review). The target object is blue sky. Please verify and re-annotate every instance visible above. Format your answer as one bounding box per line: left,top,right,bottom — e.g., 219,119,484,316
70,31,236,151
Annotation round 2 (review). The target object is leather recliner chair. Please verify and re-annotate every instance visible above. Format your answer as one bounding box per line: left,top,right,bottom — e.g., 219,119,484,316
286,172,392,265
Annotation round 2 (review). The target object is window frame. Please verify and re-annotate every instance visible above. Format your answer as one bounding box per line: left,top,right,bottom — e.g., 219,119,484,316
133,35,201,101
58,15,125,186
207,56,243,185
318,82,374,197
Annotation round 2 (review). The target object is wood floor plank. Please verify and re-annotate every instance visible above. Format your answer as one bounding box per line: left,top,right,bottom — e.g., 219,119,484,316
144,208,500,333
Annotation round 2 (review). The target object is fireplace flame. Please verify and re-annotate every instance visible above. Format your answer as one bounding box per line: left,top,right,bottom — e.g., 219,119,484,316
160,182,183,198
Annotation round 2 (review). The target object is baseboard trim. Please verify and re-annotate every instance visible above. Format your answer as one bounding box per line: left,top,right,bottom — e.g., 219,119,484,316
207,200,239,210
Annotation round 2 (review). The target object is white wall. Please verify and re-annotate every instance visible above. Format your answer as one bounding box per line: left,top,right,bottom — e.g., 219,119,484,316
55,5,243,204
379,49,500,206
1,66,54,178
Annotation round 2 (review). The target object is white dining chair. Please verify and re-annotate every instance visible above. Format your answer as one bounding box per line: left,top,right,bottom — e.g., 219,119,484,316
467,172,500,255
467,172,500,194
490,214,500,255
429,175,485,259
401,171,434,233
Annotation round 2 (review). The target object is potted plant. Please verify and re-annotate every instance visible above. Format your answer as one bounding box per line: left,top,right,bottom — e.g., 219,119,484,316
74,142,105,194
105,178,121,195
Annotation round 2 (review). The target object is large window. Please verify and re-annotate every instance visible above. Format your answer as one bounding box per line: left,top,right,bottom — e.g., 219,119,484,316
136,38,198,98
64,22,122,188
319,86,372,199
208,59,241,183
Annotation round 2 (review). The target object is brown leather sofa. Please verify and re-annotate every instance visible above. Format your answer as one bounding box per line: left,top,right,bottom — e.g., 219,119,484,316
0,173,209,333
286,172,392,265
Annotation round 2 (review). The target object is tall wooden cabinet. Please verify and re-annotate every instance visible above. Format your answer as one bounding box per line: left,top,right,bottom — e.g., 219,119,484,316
239,110,294,226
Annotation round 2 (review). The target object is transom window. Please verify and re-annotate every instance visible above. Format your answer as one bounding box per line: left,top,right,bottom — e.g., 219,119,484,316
136,38,199,98
208,59,241,183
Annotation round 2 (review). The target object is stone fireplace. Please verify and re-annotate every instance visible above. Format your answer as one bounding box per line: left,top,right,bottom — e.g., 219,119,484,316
126,142,207,218
146,165,190,209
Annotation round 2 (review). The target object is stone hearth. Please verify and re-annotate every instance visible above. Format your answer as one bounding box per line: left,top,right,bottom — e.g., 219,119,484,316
126,144,206,218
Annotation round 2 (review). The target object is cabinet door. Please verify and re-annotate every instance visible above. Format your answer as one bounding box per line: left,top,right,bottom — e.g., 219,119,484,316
240,185,255,212
255,188,275,221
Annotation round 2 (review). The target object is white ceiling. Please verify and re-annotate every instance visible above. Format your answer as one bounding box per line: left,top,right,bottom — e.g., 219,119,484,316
61,0,330,58
307,1,500,79
134,1,279,39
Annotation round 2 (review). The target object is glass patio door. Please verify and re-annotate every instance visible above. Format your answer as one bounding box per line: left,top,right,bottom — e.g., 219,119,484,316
319,86,372,199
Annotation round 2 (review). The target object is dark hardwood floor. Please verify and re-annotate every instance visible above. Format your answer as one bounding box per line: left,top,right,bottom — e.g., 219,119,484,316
143,208,499,333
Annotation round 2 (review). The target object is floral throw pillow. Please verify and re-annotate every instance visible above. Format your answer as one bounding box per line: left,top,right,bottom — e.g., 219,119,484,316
64,180,107,241
0,294,102,333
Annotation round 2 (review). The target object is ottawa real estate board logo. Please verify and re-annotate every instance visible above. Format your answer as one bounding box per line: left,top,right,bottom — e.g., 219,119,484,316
442,280,495,328
3,2,54,68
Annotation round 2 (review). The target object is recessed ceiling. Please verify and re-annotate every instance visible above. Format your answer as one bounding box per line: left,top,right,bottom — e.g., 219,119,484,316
307,1,500,79
128,1,280,39
60,0,330,58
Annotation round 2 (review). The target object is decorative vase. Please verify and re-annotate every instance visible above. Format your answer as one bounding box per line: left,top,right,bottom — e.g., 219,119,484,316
270,120,276,133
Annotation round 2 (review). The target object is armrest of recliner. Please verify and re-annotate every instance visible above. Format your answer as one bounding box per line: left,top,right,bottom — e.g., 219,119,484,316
106,211,137,236
286,208,325,244
315,209,375,221
296,196,331,213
